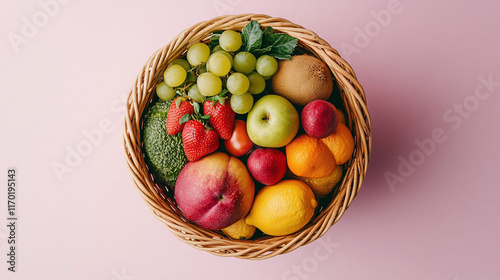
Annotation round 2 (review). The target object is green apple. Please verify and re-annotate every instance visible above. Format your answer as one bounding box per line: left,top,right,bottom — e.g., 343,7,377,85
246,95,299,147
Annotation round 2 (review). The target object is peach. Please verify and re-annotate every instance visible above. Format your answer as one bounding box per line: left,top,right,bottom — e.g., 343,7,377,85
174,152,255,230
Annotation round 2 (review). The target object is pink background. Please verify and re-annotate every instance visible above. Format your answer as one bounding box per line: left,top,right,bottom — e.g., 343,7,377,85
1,0,499,279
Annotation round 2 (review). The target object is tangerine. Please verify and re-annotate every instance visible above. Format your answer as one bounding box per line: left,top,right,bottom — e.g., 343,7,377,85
320,123,354,164
286,134,336,178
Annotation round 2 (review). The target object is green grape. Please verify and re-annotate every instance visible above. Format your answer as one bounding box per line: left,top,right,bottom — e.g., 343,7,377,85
233,52,256,74
171,58,191,71
256,55,278,77
198,65,207,74
246,71,266,94
197,72,222,96
213,50,233,66
205,57,210,73
156,81,176,101
207,52,231,77
226,72,250,96
230,93,254,114
219,30,242,52
211,45,223,54
186,43,210,66
185,72,196,83
164,64,187,87
188,84,204,103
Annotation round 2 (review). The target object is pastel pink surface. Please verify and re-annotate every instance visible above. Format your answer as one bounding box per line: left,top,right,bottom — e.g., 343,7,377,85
1,1,499,280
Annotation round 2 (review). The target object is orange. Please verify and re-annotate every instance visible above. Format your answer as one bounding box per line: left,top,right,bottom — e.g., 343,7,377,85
292,164,343,198
337,109,346,125
286,134,336,178
320,123,354,164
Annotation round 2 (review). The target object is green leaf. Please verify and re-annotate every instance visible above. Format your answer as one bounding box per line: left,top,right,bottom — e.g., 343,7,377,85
240,20,298,60
218,95,225,106
267,53,293,60
242,20,263,52
209,30,223,47
211,97,218,107
210,35,220,47
263,33,298,59
200,114,211,120
179,114,191,125
193,102,200,115
262,26,274,37
220,89,228,96
175,97,182,108
251,45,273,57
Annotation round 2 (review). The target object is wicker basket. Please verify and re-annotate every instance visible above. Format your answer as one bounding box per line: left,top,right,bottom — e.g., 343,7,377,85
123,14,371,260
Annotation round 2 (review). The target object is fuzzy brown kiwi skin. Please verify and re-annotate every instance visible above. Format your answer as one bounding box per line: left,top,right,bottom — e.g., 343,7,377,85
271,54,334,106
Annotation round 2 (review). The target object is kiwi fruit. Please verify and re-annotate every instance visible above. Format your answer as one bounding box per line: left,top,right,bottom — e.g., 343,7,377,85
271,54,334,106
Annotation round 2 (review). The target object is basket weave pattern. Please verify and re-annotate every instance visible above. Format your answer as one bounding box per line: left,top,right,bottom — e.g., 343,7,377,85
123,14,371,260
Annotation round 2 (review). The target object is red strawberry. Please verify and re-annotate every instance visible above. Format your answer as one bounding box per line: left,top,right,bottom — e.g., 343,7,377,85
166,97,195,135
182,120,219,161
203,99,235,140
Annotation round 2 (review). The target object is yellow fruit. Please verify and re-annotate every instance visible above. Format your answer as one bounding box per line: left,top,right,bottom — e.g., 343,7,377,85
320,123,354,164
337,109,346,125
292,165,343,198
286,134,336,178
221,218,256,240
245,180,317,236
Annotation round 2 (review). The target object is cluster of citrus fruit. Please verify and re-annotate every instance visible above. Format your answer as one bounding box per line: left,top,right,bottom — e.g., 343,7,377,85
227,108,354,239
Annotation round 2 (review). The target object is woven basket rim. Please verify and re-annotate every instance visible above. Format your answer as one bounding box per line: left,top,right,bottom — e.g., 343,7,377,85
123,13,371,260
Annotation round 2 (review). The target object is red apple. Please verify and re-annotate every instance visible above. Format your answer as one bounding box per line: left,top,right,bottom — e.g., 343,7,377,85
301,100,338,138
174,152,255,230
247,148,287,185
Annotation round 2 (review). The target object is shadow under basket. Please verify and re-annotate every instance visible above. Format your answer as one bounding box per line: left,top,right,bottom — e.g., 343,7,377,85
123,14,371,260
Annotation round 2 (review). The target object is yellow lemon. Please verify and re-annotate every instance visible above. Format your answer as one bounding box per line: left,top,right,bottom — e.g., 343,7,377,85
221,218,256,240
292,165,343,198
245,180,317,236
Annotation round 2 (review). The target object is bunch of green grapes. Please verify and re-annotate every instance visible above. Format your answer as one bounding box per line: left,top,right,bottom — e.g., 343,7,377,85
156,30,279,114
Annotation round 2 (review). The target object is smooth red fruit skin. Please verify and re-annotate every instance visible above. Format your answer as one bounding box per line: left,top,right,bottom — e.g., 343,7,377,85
174,152,255,230
204,100,235,140
247,148,287,185
224,119,254,157
301,100,338,138
182,120,219,161
166,98,195,135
